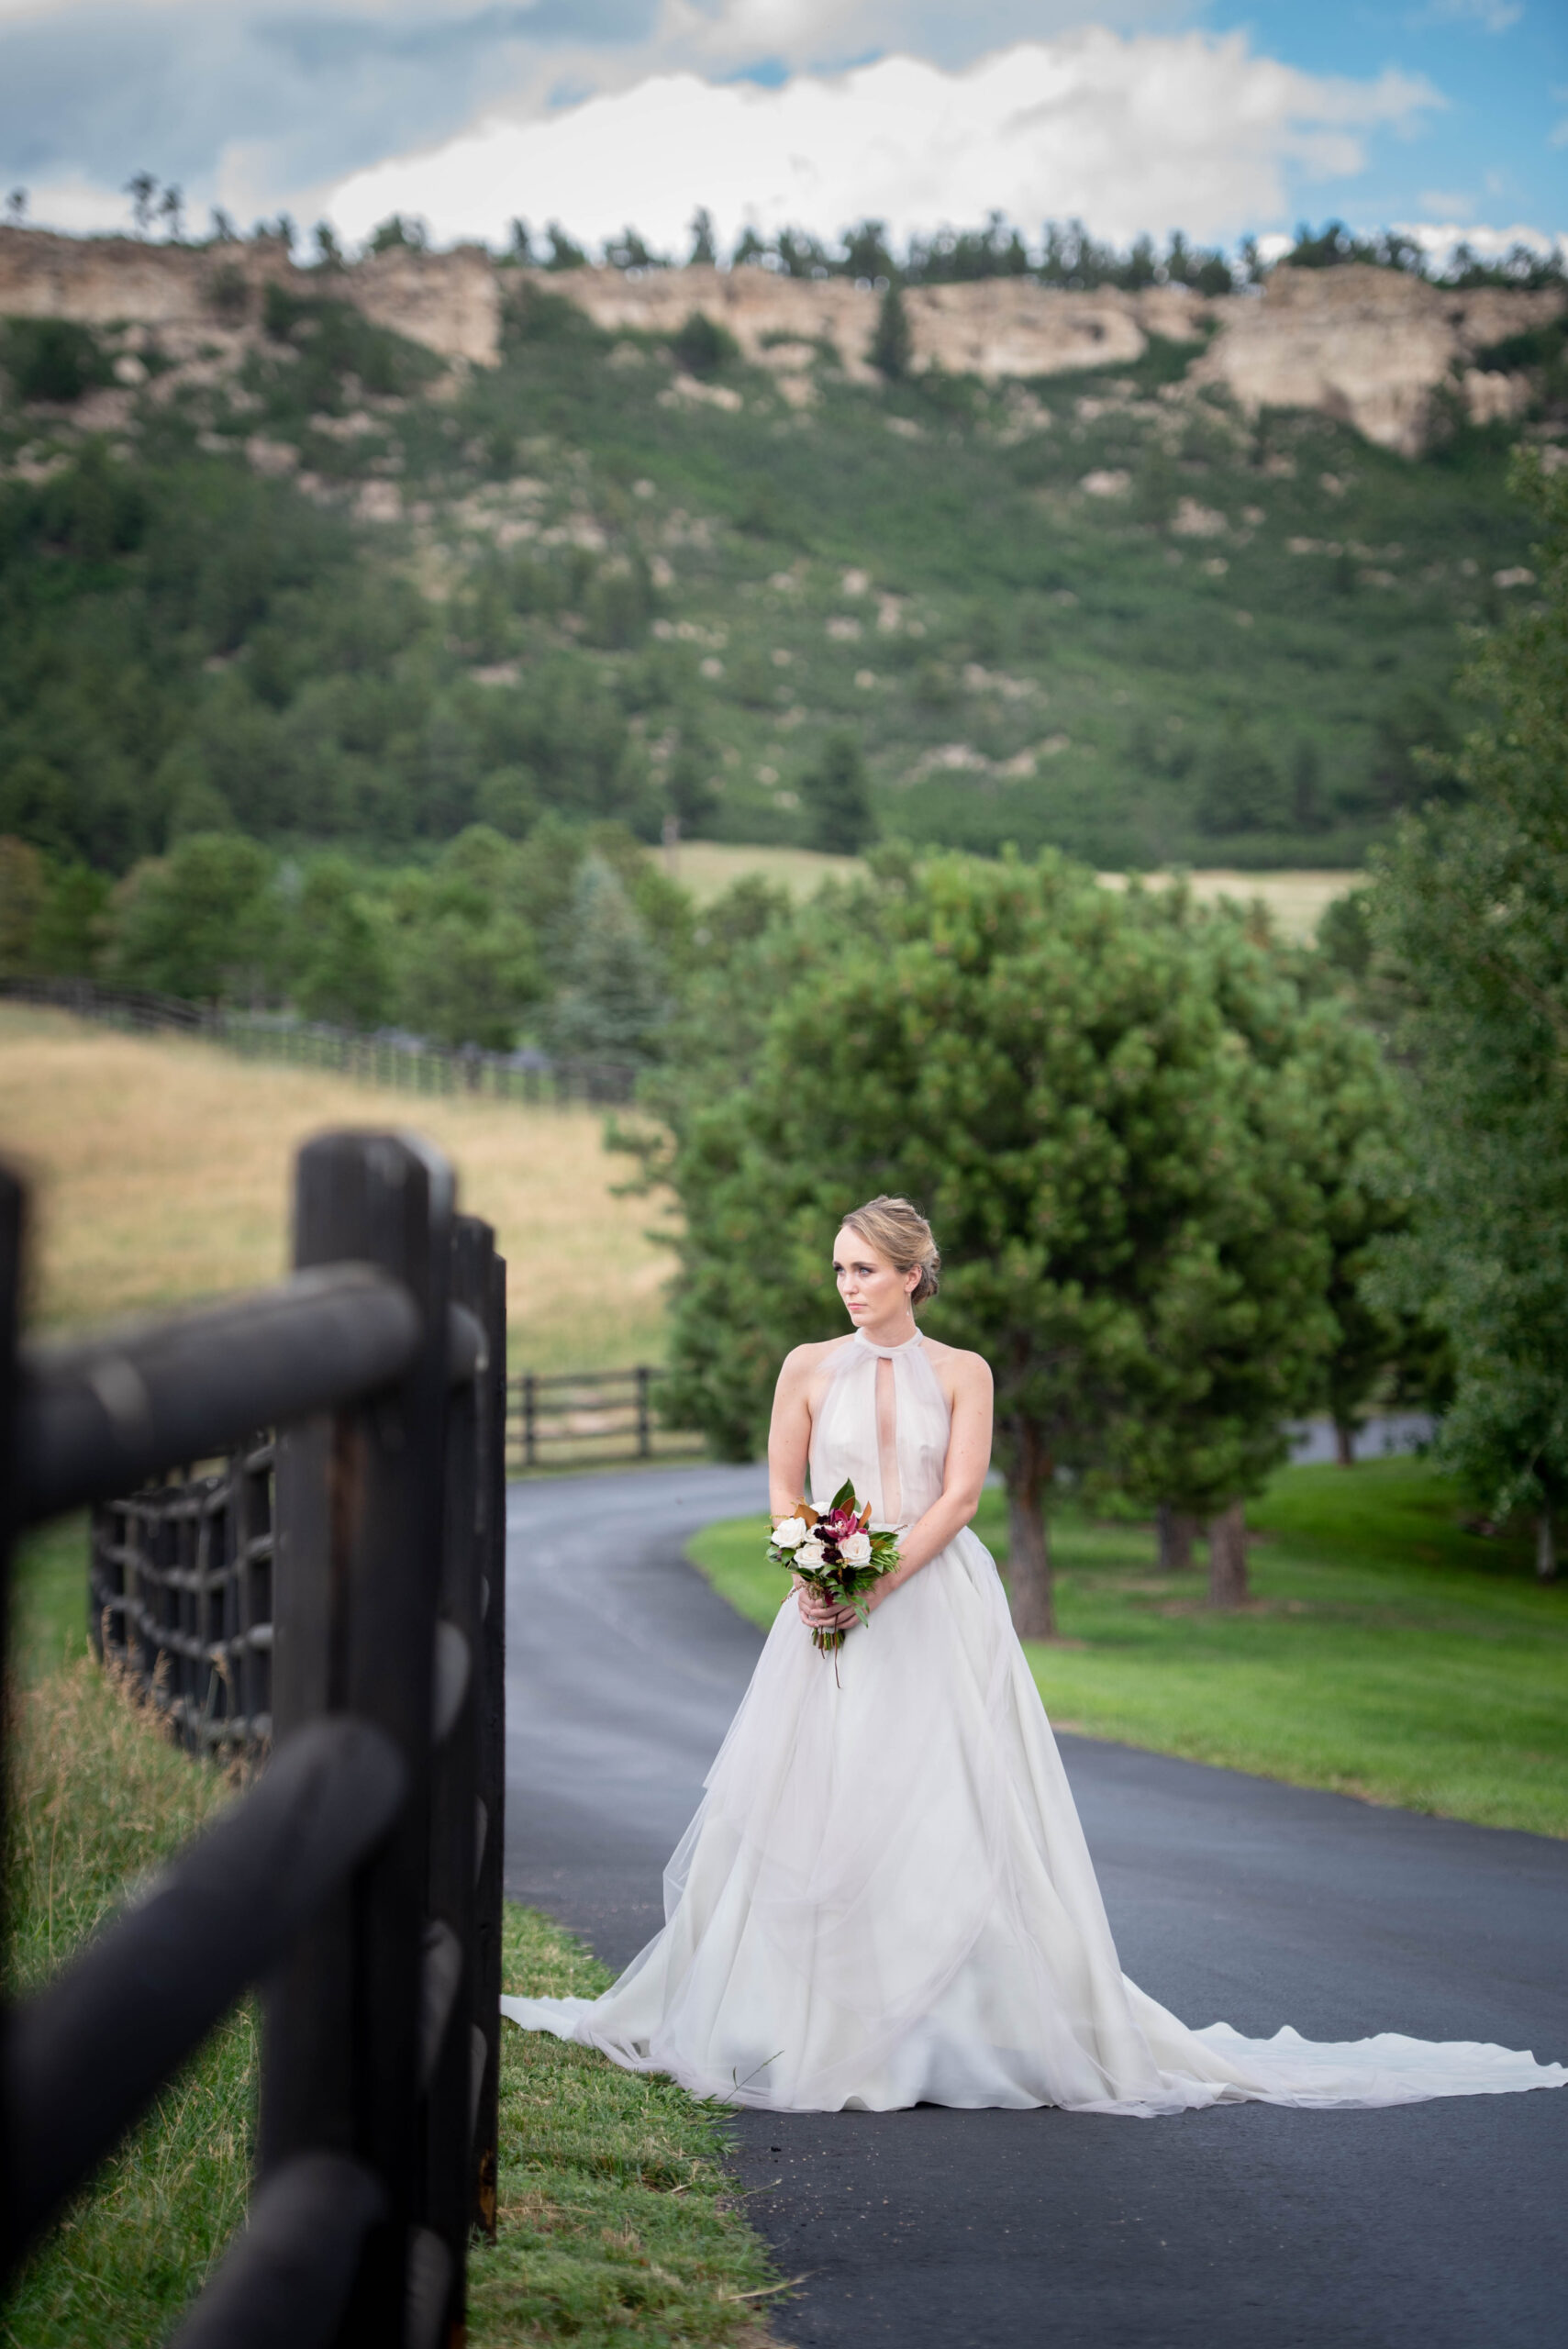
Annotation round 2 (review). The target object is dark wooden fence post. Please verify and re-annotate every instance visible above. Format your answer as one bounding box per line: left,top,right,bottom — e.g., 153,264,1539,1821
636,1365,651,1460
471,1244,507,2238
264,1133,454,2349
420,1213,490,2342
0,1167,20,2236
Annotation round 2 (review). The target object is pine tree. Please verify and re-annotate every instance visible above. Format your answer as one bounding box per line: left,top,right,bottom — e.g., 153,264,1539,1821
1367,456,1568,1575
871,284,913,381
549,855,666,1065
802,732,874,854
688,208,717,268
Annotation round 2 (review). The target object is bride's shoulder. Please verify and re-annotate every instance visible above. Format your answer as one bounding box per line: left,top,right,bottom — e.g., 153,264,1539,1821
776,1334,853,1385
920,1336,993,1392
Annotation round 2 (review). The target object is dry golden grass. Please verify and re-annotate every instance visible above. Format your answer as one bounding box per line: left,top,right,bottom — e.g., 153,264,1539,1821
656,839,868,903
664,842,1361,942
1097,867,1363,943
0,1010,675,1372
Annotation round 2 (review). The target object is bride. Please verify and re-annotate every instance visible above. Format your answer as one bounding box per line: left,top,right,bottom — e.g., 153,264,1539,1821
503,1197,1567,2115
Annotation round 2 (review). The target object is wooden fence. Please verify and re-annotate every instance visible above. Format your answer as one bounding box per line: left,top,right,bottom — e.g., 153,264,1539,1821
91,1437,277,1755
508,1366,706,1473
0,1130,507,2349
2,974,640,1106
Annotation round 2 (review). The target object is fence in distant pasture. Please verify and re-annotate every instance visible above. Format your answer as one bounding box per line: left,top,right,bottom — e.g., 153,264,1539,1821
1,974,640,1106
508,1365,706,1473
1,1130,508,2346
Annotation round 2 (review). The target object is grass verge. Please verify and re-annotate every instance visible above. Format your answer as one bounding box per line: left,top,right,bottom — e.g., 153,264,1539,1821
685,1458,1568,1839
478,1912,780,2345
2,1644,778,2345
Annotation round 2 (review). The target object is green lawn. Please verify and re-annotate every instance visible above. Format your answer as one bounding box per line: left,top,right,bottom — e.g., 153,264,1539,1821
4,1536,780,2347
11,1511,91,1685
685,1459,1568,1839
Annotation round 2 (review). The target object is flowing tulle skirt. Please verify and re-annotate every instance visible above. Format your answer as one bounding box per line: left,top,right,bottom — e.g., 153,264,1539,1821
502,1528,1568,2114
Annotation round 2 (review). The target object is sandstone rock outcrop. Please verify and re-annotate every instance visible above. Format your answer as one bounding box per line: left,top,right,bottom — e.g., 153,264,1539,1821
1186,263,1562,457
561,262,1208,384
0,225,500,369
1,226,1560,454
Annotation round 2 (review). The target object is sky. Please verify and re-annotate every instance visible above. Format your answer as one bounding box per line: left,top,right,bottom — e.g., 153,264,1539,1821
0,1,1562,264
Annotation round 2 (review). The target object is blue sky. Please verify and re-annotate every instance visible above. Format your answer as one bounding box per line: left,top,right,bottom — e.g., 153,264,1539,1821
1199,1,1564,232
0,1,1560,257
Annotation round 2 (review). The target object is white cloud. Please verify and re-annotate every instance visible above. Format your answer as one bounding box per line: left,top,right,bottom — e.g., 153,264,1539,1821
1396,217,1566,263
1408,0,1522,30
326,28,1442,253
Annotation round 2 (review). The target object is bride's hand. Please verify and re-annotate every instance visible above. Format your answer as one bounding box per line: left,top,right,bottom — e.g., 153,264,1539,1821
795,1583,858,1632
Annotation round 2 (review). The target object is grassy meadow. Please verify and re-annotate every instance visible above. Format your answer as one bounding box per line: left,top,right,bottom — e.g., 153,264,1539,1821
0,1008,673,1372
687,1458,1568,1840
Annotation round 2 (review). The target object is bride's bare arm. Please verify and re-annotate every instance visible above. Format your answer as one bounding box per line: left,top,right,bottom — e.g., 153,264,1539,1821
864,1350,993,1613
767,1344,818,1517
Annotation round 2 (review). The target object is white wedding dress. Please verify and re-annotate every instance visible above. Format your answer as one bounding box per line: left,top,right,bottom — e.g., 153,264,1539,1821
502,1330,1568,2114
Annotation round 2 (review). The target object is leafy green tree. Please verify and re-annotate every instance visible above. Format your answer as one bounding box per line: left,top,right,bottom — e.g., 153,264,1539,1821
395,906,539,1051
666,718,718,835
105,833,284,1004
1196,719,1287,834
670,311,738,379
688,209,718,268
384,828,542,1049
0,755,76,861
801,732,874,854
1367,456,1568,1575
1368,689,1458,813
292,859,393,1030
1113,915,1397,1591
643,854,1344,1635
0,836,42,974
475,766,539,840
30,859,111,976
871,284,913,381
549,854,667,1064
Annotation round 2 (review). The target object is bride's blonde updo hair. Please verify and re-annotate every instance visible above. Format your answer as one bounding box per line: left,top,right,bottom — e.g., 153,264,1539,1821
841,1195,941,1307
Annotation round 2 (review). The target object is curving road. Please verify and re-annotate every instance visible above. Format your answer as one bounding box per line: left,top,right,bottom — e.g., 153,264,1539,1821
504,1466,1568,2349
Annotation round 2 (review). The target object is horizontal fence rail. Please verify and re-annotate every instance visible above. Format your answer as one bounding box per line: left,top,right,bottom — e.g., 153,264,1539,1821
0,1130,508,2348
508,1365,706,1473
2,974,640,1107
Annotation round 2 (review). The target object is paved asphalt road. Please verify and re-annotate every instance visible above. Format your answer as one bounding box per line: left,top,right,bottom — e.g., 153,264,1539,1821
504,1467,1568,2348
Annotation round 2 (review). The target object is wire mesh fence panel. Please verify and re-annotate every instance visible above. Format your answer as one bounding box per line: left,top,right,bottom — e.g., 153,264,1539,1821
90,1438,275,1758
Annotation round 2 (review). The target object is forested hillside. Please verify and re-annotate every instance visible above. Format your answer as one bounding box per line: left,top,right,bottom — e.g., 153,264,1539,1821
1,253,1553,894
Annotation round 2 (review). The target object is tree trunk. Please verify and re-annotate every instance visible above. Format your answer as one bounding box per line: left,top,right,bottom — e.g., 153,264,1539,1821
1156,1503,1195,1574
1537,1510,1558,1584
1207,1498,1250,1608
1006,1435,1055,1641
1334,1419,1356,1467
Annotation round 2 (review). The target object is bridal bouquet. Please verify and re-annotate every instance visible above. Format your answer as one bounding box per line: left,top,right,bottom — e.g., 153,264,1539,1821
768,1480,900,1654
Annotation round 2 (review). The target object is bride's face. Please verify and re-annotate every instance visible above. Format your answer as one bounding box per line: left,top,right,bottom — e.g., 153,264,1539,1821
832,1227,917,1329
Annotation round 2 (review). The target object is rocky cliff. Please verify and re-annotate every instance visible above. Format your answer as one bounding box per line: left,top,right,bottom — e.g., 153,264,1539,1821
1,226,1560,456
0,225,499,370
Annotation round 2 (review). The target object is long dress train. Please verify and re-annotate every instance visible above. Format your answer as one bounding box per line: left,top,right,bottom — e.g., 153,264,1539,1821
502,1329,1568,2115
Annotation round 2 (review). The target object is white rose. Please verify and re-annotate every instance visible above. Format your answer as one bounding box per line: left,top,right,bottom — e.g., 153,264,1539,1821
772,1516,809,1550
840,1530,873,1567
795,1538,827,1570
